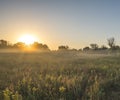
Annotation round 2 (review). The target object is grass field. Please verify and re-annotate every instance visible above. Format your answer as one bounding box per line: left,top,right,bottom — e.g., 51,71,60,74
0,51,120,100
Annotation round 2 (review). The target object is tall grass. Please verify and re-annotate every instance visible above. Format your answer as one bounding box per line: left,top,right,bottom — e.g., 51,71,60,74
0,52,120,100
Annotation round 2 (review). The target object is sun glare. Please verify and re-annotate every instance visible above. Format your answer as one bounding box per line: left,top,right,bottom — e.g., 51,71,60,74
18,34,37,45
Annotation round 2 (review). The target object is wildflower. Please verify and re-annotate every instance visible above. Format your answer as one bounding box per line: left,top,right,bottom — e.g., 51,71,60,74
59,86,66,93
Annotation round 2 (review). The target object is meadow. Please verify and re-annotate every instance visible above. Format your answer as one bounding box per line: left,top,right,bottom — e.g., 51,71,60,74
0,51,120,100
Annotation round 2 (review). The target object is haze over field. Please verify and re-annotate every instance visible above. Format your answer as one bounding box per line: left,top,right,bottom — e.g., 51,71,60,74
1,0,120,49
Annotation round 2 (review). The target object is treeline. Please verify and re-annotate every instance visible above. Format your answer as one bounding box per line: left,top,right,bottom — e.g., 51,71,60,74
83,37,120,51
0,37,120,51
0,40,49,50
58,37,120,51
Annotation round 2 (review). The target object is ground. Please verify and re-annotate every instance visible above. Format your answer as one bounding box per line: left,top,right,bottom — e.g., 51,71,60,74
0,51,120,100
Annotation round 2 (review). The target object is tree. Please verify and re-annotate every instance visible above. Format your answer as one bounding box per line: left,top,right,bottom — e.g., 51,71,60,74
83,46,90,51
32,42,42,48
13,42,26,49
32,42,49,50
71,48,77,51
90,44,98,50
42,44,49,50
107,37,115,49
112,45,120,50
0,39,8,48
100,45,108,50
58,45,69,50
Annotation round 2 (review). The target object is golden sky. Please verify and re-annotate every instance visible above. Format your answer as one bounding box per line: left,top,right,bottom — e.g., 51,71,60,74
0,1,120,49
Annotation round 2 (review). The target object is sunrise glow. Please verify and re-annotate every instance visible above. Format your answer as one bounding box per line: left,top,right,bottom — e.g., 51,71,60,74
18,34,38,45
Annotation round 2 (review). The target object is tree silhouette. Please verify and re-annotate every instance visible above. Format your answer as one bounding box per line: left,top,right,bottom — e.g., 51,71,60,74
32,42,49,50
83,46,90,51
0,39,8,48
107,37,115,49
58,45,69,50
0,37,119,51
13,42,26,49
42,44,49,50
90,44,98,50
100,45,108,50
113,45,120,50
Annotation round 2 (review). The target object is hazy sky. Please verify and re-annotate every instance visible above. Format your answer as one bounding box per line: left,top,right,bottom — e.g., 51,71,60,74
0,0,120,49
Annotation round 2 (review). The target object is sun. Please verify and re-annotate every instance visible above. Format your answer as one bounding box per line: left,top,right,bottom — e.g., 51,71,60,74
18,34,37,45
